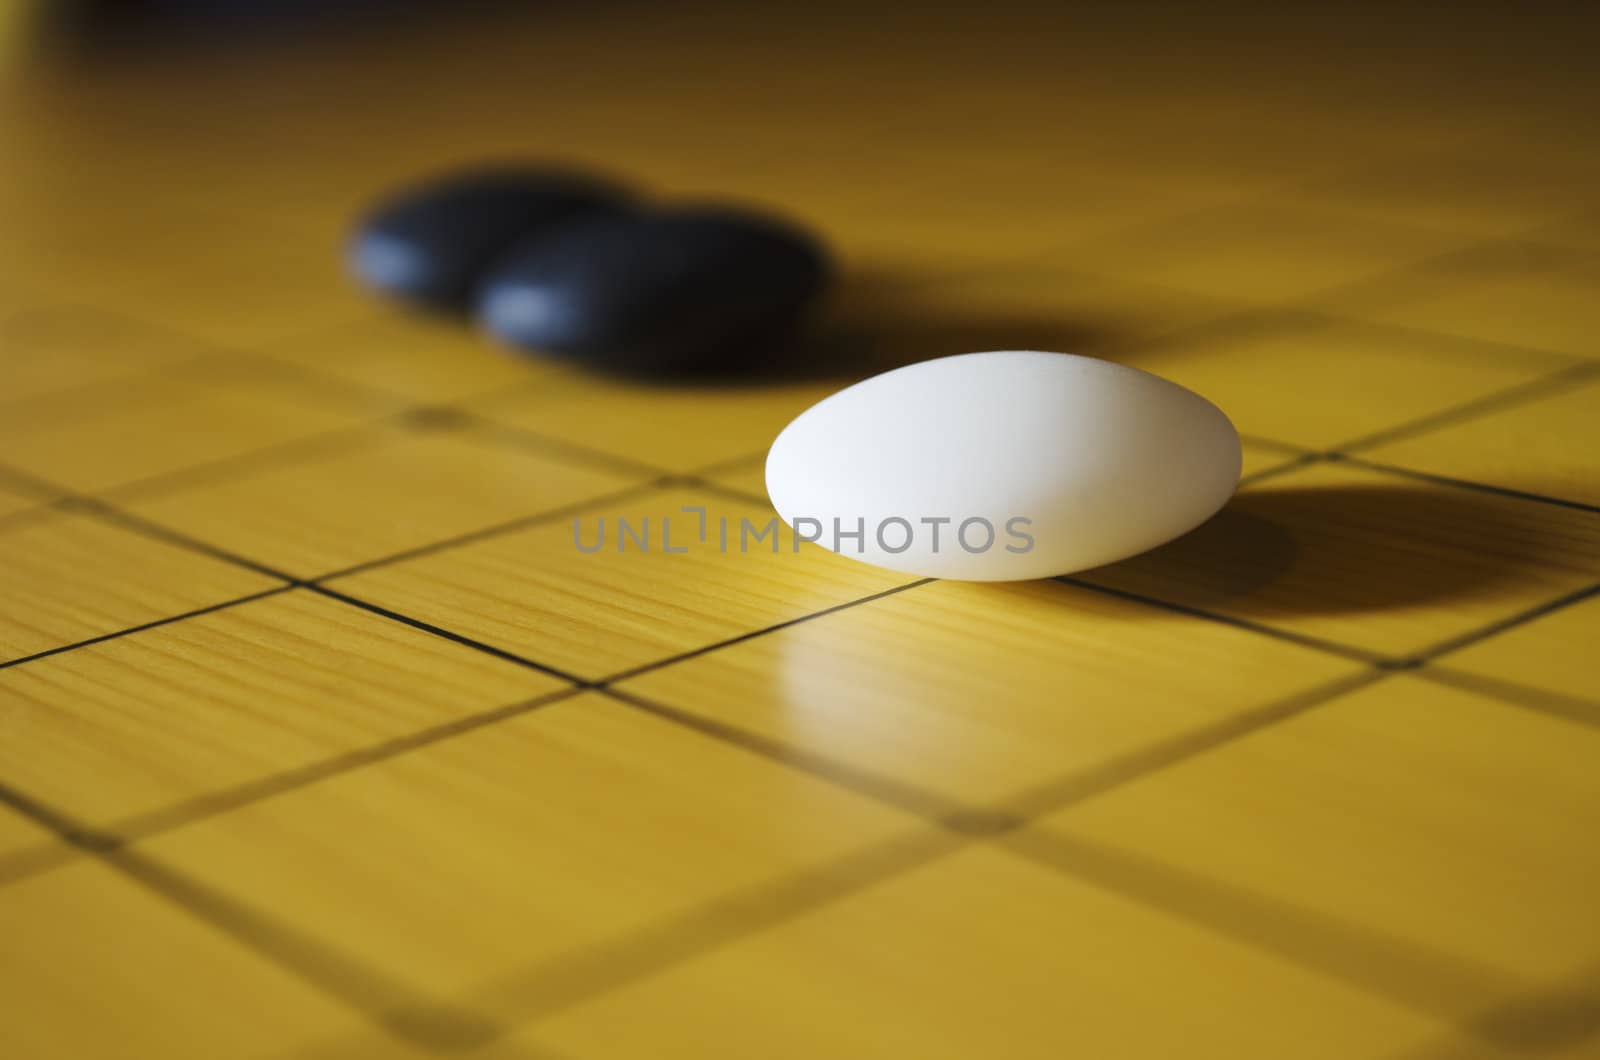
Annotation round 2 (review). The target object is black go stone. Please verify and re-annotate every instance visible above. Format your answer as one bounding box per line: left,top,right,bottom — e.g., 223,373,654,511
349,165,629,311
476,206,831,375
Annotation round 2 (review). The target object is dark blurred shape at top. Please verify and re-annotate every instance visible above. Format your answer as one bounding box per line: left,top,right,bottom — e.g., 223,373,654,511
38,0,519,51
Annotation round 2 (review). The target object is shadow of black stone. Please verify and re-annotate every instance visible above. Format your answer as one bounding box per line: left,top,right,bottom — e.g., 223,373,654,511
558,265,1134,388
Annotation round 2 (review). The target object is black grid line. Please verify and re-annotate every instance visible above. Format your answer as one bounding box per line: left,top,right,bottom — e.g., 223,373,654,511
458,825,970,1035
0,349,234,420
0,494,78,534
2,318,1594,698
451,411,685,481
7,456,1594,732
1420,959,1600,1058
97,420,390,504
999,828,1526,1032
1235,451,1326,488
666,474,771,509
596,577,935,686
3,50,1599,1059
0,585,295,672
306,585,589,686
103,842,506,1052
0,836,77,886
1055,574,1387,665
1283,229,1600,328
1328,454,1600,515
0,686,587,889
0,461,70,501
604,667,1388,840
436,666,1543,1046
1420,666,1600,731
72,498,303,582
309,476,674,582
682,448,768,479
1332,360,1600,454
1407,581,1600,664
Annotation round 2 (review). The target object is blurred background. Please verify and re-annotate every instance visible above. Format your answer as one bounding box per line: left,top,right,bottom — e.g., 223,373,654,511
4,0,1598,364
3,4,1599,1059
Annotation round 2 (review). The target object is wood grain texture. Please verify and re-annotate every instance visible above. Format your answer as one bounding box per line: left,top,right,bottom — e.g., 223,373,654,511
1041,675,1600,989
0,1,1597,1056
329,487,912,680
1362,375,1600,506
0,360,381,495
143,693,919,1010
1080,461,1600,657
522,844,1455,1060
616,578,1361,807
0,590,565,831
471,376,846,473
120,425,645,578
0,510,280,661
1120,312,1578,451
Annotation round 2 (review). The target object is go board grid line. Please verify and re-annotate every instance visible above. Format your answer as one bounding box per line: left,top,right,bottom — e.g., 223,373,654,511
0,662,1506,1055
3,214,1587,730
1395,962,1600,1060
670,474,773,509
1406,580,1600,664
94,418,392,505
1286,236,1600,339
1419,666,1600,732
1234,452,1326,488
1326,453,1600,516
0,345,380,427
306,584,591,686
0,509,1489,899
0,685,589,889
448,825,974,1045
601,667,1392,841
373,674,1419,1045
995,827,1533,1040
12,56,1600,1037
0,575,946,880
2,136,1594,1060
0,835,75,886
165,321,1600,521
1329,360,1600,454
0,770,512,1053
69,497,303,582
0,494,78,534
683,448,768,478
0,460,69,501
7,455,1591,847
6,453,1595,701
1235,433,1316,455
474,667,1561,1047
18,552,1555,907
1052,574,1387,666
6,256,1598,686
0,584,296,673
10,225,1596,522
441,412,681,481
593,576,936,687
308,476,676,583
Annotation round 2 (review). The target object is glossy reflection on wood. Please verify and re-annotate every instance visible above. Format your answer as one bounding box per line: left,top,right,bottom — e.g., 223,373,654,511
1,3,1598,1058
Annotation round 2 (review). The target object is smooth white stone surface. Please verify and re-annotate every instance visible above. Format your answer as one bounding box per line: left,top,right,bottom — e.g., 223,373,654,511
765,350,1241,581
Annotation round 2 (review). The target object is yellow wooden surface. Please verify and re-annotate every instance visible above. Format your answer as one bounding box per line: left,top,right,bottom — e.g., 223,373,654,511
1,3,1597,1059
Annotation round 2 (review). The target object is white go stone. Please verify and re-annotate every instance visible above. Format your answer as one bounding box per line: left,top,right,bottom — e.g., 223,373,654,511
765,350,1241,581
